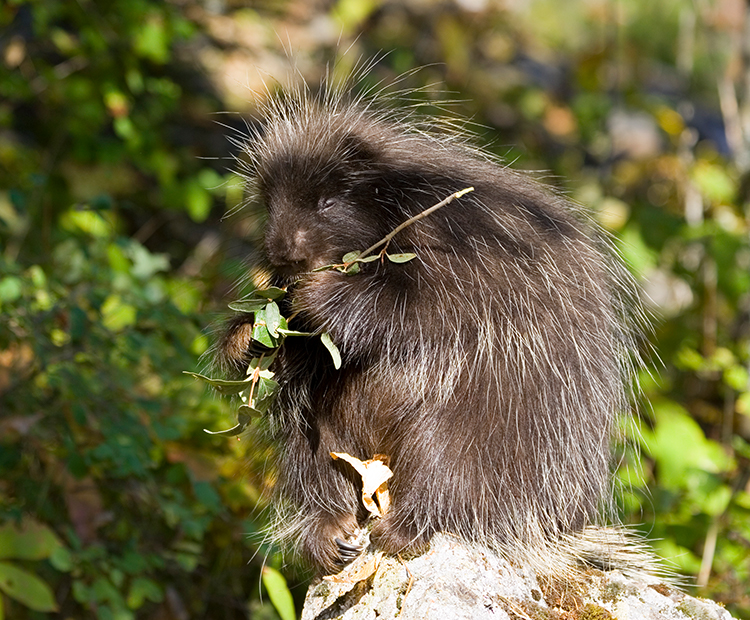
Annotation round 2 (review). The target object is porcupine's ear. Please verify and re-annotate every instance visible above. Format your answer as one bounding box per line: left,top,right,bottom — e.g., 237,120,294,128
340,133,380,168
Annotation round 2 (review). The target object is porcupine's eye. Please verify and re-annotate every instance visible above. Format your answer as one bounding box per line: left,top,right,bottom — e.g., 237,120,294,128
318,197,338,213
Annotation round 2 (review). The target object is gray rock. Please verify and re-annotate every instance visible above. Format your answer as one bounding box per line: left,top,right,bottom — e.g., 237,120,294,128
301,534,735,620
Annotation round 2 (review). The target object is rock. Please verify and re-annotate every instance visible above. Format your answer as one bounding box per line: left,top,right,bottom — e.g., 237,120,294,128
301,534,735,620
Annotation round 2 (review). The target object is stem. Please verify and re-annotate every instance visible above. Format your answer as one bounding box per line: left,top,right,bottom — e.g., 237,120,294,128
246,354,265,407
355,187,474,261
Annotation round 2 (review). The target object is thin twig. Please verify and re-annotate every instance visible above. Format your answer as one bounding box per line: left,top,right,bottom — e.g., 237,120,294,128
246,353,266,407
356,186,474,261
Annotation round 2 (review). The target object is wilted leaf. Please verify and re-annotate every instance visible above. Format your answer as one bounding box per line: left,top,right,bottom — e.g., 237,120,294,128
261,566,295,620
323,553,380,584
183,372,251,395
320,332,341,369
203,411,254,436
0,561,58,612
330,452,393,517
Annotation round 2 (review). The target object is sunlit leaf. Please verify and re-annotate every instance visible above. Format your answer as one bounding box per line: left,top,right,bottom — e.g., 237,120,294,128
386,253,417,263
252,287,286,301
265,301,282,337
261,566,295,620
320,332,341,369
0,561,58,612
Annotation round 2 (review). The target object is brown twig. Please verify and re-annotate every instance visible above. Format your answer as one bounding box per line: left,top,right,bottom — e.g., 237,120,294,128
355,186,474,262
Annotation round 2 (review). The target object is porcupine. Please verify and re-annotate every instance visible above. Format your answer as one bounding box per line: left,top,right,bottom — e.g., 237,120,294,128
219,77,651,577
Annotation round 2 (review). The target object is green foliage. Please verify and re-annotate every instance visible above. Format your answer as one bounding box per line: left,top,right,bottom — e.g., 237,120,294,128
3,0,750,617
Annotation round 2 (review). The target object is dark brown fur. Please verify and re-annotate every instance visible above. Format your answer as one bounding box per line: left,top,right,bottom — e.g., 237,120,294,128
220,85,640,575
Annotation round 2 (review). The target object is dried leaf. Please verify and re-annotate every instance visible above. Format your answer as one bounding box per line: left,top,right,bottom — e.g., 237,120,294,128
330,452,393,517
323,553,380,584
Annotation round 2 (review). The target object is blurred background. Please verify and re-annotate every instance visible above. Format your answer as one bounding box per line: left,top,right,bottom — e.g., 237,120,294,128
1,0,749,618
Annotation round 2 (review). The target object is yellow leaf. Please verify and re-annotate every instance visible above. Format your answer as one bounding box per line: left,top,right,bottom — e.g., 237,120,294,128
330,452,392,517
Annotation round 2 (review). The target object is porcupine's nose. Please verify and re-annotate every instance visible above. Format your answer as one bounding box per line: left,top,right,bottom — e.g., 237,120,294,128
265,227,311,276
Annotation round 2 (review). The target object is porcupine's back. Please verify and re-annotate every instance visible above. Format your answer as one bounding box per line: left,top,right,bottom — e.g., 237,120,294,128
232,83,644,573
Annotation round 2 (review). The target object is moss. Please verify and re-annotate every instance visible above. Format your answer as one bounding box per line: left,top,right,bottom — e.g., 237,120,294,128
676,598,716,620
598,580,628,605
313,582,332,598
576,603,615,620
537,576,585,611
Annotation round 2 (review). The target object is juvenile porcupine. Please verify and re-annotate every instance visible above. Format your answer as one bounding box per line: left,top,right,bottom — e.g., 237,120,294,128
219,78,648,577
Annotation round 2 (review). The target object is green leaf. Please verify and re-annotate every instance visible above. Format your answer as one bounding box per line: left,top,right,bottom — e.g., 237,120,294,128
228,299,267,313
320,332,342,369
126,577,163,609
265,301,282,338
0,277,22,303
183,372,251,395
343,263,361,275
252,287,286,301
0,519,62,561
342,251,361,263
252,308,279,348
252,377,279,406
261,566,295,620
237,404,263,417
0,561,58,612
277,327,313,337
247,354,277,372
49,547,73,572
203,411,254,436
647,400,734,489
356,255,381,263
386,252,417,263
101,294,137,332
185,178,212,223
133,13,170,64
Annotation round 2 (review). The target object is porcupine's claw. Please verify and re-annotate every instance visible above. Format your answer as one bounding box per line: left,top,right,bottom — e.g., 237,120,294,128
334,537,363,563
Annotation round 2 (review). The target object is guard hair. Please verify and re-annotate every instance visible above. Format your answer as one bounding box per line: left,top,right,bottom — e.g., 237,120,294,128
219,65,661,580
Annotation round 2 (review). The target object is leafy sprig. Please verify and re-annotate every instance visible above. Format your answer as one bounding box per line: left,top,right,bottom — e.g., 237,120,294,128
190,187,474,436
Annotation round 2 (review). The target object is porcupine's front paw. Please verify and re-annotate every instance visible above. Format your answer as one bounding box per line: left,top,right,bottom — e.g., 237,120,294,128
300,511,362,575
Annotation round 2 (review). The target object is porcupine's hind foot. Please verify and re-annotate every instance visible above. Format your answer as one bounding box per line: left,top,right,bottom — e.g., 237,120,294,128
300,511,362,575
370,512,432,558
